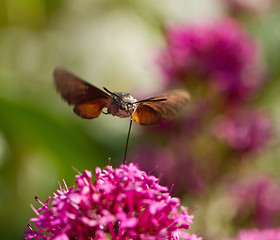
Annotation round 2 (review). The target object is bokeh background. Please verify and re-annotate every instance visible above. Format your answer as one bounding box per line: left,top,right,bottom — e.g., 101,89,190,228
1,0,280,239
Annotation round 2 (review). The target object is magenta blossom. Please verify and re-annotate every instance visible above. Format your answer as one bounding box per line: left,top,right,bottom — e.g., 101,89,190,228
132,147,210,196
212,109,272,154
25,163,201,240
159,19,266,103
228,228,280,240
227,176,280,228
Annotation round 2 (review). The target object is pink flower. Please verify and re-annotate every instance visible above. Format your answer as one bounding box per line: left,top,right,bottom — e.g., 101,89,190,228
227,176,280,228
25,163,201,240
132,147,209,196
212,109,272,154
228,228,280,240
159,19,266,103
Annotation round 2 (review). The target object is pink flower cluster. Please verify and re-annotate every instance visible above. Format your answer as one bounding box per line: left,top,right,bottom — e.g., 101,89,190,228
25,163,201,240
132,146,209,196
212,109,272,154
227,176,280,227
228,228,280,240
159,19,265,103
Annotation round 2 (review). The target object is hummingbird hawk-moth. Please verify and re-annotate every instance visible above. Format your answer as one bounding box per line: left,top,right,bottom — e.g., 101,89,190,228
53,67,190,163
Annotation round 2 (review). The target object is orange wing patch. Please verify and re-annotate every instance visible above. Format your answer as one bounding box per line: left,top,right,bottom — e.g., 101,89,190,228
132,104,161,126
74,99,107,119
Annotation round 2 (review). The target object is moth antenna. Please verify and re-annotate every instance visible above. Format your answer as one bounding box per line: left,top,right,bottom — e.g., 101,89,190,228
123,116,133,164
103,87,113,95
103,87,123,102
134,98,167,104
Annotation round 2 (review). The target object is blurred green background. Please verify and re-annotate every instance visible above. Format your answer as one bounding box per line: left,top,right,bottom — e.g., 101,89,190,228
1,0,280,239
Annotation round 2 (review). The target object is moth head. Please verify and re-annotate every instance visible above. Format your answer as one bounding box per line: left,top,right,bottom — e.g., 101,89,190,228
103,87,138,115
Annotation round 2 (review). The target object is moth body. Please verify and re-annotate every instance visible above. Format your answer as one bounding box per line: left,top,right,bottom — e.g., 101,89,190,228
107,92,138,118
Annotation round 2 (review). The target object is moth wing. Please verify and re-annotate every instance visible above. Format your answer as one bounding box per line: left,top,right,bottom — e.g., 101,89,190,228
137,89,190,122
53,67,110,104
53,67,111,119
73,100,107,119
132,104,161,126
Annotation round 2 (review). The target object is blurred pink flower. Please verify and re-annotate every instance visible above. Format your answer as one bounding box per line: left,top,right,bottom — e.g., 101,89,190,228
25,163,201,240
227,176,280,227
212,109,272,154
132,146,211,196
159,19,266,103
228,228,280,240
